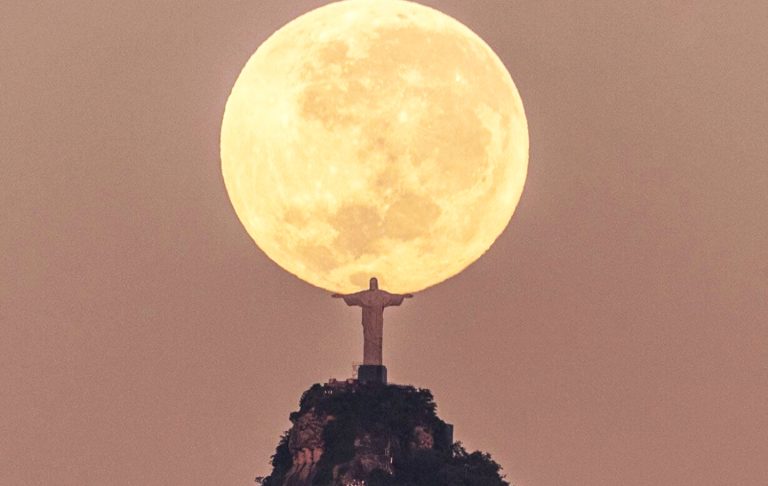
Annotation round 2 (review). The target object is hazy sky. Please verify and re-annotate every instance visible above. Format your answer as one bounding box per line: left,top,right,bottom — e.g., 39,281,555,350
2,1,767,485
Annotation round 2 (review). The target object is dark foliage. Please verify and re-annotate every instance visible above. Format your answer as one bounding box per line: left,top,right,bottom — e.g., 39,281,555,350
258,432,292,486
258,383,510,486
389,443,509,486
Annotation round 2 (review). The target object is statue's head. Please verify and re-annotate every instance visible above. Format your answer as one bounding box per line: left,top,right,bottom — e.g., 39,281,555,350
369,277,378,290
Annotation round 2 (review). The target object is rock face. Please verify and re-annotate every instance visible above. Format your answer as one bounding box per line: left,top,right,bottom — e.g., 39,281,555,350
256,380,509,486
282,409,330,485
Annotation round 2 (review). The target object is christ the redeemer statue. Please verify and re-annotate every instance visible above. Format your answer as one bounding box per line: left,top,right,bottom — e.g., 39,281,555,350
333,277,413,367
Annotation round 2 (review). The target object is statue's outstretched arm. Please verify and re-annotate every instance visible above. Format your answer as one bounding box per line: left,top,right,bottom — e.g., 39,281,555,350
332,292,364,306
386,293,414,307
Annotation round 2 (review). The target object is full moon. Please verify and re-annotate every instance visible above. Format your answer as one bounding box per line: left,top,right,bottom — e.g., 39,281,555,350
221,0,528,294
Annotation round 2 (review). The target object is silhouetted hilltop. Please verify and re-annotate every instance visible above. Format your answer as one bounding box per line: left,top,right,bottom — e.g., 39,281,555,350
256,380,510,486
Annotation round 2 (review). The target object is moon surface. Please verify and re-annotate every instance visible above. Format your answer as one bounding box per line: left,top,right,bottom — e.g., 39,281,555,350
221,0,528,294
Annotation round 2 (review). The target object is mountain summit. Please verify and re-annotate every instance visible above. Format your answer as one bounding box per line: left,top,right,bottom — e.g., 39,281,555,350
256,379,510,486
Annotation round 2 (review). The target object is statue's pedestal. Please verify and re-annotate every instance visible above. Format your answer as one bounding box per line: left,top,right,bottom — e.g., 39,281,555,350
357,365,387,384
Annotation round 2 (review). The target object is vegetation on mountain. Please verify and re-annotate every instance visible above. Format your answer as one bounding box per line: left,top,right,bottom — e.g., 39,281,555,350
258,383,509,486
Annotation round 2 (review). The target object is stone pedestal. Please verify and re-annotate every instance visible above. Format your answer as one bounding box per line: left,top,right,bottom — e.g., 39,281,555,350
357,365,387,384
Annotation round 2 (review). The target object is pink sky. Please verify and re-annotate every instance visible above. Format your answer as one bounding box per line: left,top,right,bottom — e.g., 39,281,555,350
2,1,767,485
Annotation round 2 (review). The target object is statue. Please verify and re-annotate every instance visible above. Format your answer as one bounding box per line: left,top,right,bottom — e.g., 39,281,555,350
333,277,413,366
